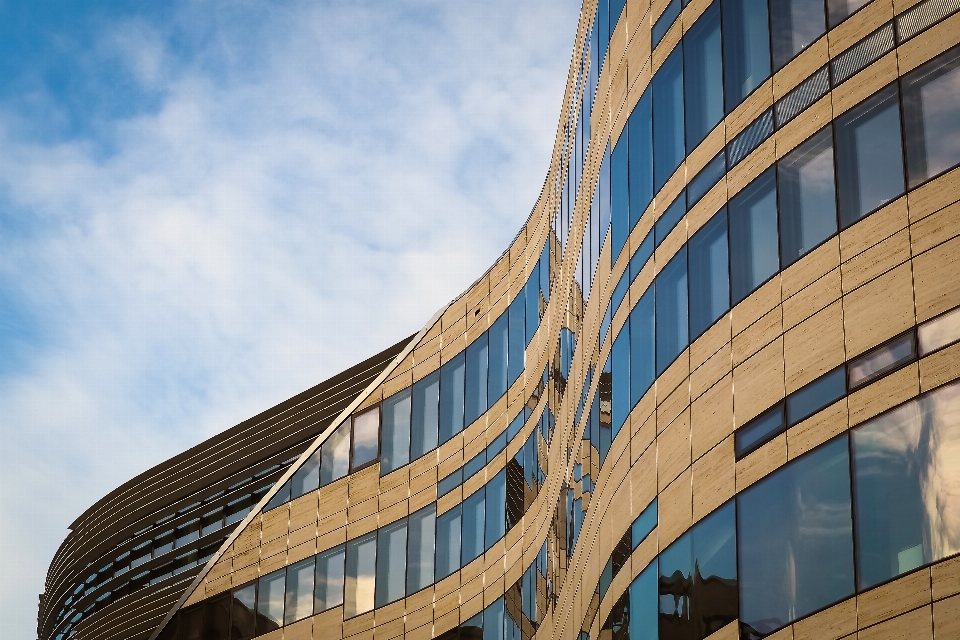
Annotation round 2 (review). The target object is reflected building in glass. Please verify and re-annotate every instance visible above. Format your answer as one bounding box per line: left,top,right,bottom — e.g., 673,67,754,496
38,1,960,640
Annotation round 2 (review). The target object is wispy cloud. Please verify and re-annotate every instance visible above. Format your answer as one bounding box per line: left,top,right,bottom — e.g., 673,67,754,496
0,0,581,636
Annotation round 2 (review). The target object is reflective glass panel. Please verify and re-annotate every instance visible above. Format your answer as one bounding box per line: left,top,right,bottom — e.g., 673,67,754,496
722,0,771,111
375,518,407,607
827,0,871,27
630,289,656,408
919,306,960,355
465,333,489,427
656,248,688,375
778,128,837,266
735,404,786,458
284,557,315,624
407,504,436,595
486,469,507,547
770,0,825,70
659,530,694,639
685,3,724,152
411,370,440,460
489,313,509,402
315,545,345,612
629,562,659,640
320,420,351,486
612,328,630,435
439,352,466,444
344,532,376,618
436,504,462,580
205,596,231,640
462,488,486,566
381,388,411,474
692,502,738,636
653,0,681,48
729,169,779,303
484,597,506,640
526,262,541,342
688,209,729,339
738,437,855,638
902,46,960,187
291,448,321,498
655,195,686,247
851,381,960,588
632,498,657,549
836,85,905,227
848,333,915,388
256,569,285,633
687,152,725,208
786,366,845,425
351,406,380,470
630,92,655,229
654,48,685,191
613,128,630,263
264,481,290,512
231,584,256,640
508,295,525,385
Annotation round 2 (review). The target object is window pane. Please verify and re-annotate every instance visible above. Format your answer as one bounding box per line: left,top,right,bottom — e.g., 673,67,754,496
687,152,726,208
918,306,960,355
344,533,376,618
407,504,436,595
693,502,738,636
612,328,630,436
836,85,905,227
659,531,693,639
375,518,408,607
629,289,656,408
735,404,786,458
656,247,688,375
786,366,845,425
526,263,541,342
851,381,960,589
629,561,659,640
461,488,486,566
284,557,315,625
631,498,657,549
848,333,915,388
205,597,231,640
231,584,256,640
508,295,526,385
264,481,290,512
486,469,507,547
654,48,685,191
729,169,779,303
439,352,466,444
291,448,321,498
903,46,960,187
629,91,654,230
654,194,686,247
314,545,345,612
351,407,380,470
612,128,630,263
381,389,411,474
770,0,825,70
778,128,837,266
321,420,351,486
484,597,506,640
685,2,724,151
738,437,855,638
506,452,525,532
827,0,871,27
436,505,462,580
489,314,509,402
411,370,440,460
465,333,489,426
652,0,681,48
688,208,729,339
722,0,771,111
256,569,285,633
181,607,205,640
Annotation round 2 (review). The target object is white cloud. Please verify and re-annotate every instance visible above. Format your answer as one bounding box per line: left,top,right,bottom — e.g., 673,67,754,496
0,0,582,637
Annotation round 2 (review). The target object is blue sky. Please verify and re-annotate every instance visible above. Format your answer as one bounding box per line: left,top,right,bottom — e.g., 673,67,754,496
0,1,581,637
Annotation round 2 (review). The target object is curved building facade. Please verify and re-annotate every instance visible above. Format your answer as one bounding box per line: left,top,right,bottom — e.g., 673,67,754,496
40,0,960,639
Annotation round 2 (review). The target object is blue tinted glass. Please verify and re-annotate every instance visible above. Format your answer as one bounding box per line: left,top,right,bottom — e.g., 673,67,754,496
654,195,686,247
687,151,726,208
654,48,685,191
631,498,657,548
507,412,524,441
484,597,506,640
508,295,525,385
375,519,407,607
381,389,411,475
599,558,613,598
729,169,779,303
629,561,659,640
787,367,846,425
612,130,630,264
264,480,290,512
688,208,730,339
631,230,654,280
693,502,739,635
659,531,693,638
435,505,461,580
735,404,785,457
464,333,489,427
540,240,550,302
488,314,509,402
770,0,826,70
629,289,656,408
599,0,610,64
684,2,724,151
653,0,681,48
438,470,462,498
464,451,486,481
488,429,508,459
526,264,540,345
738,438,854,637
485,469,507,548
410,370,440,460
612,269,630,321
461,489,486,566
611,0,627,27
656,248,688,375
629,92,654,230
439,352,465,444
779,128,837,266
722,0,771,112
612,329,631,436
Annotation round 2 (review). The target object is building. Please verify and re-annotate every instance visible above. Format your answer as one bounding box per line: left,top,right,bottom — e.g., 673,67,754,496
39,0,960,639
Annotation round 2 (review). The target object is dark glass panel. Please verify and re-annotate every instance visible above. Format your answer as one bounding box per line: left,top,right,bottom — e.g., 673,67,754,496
629,289,656,409
464,451,486,481
848,333,915,389
256,569,285,633
526,263,541,343
631,230,654,281
786,366,845,425
612,269,630,321
656,248,688,375
605,591,631,640
508,295,526,385
770,0,825,70
612,327,631,436
439,352,466,444
201,507,223,537
436,504,462,580
653,0,681,48
685,2,724,151
381,388,412,474
629,92,655,230
438,469,463,497
344,532,376,618
263,480,290,512
722,0,771,112
851,381,960,589
314,545,345,612
320,420,351,486
231,584,256,640
654,49,685,191
688,209,729,340
613,126,631,263
462,488,486,566
655,196,686,248
157,618,178,640
465,333,489,427
729,169,779,303
738,437,855,638
175,518,200,549
632,498,658,549
180,606,205,640
778,128,837,266
734,405,785,458
411,370,440,460
407,504,436,595
375,518,408,607
205,596,231,640
506,453,525,532
486,469,507,547
902,46,960,187
836,85,905,227
692,502,738,637
629,561,659,640
489,313,509,402
284,557,315,624
659,531,694,640
686,152,726,208
154,529,174,557
485,597,507,640
291,448,321,498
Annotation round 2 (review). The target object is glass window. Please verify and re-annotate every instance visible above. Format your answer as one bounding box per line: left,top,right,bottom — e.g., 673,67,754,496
381,389,411,474
722,0,771,112
256,569,285,633
407,504,436,595
489,313,509,402
375,518,408,607
653,0,681,48
291,448,321,498
526,262,541,342
836,85,905,227
154,529,174,556
465,333,489,426
629,289,656,409
654,194,686,247
687,151,726,208
656,248,688,375
612,127,630,263
506,452,525,532
631,498,657,549
231,584,257,640
284,557,315,624
436,504,462,580
778,128,837,266
919,306,960,355
204,596,231,640
786,366,845,425
630,92,654,230
770,0,825,70
484,597,506,640
738,437,855,638
438,469,462,497
729,169,779,303
629,561,659,640
654,48,685,191
685,2,724,151
848,333,915,389
827,0,871,27
688,208,730,339
175,519,200,548
851,381,960,589
344,532,376,618
486,469,507,547
464,451,485,481
314,545,345,612
693,502,738,635
735,404,786,458
351,406,380,470
264,480,290,512
659,530,694,638
180,607,205,640
321,420,351,486
508,295,525,385
411,370,440,460
612,328,630,437
440,352,466,444
201,508,223,537
461,488,486,566
902,46,960,187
